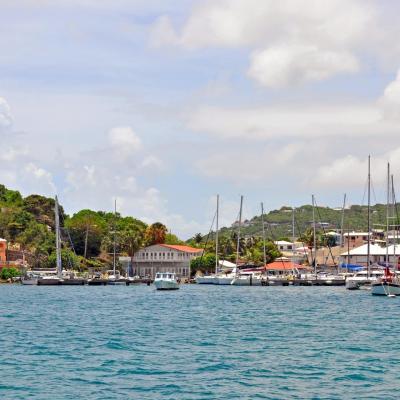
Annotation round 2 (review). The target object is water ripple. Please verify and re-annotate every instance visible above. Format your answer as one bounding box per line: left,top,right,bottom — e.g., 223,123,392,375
1,285,400,399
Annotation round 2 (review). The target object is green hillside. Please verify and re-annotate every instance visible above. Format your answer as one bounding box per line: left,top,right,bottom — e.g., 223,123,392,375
0,184,178,270
210,203,396,241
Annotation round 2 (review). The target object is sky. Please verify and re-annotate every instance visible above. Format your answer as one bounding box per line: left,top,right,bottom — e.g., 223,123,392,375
1,0,400,239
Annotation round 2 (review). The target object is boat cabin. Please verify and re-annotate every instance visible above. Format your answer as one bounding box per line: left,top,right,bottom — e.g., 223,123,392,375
155,272,176,280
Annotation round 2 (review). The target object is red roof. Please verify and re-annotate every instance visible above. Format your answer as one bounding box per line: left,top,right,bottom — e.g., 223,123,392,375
159,244,203,253
264,261,309,271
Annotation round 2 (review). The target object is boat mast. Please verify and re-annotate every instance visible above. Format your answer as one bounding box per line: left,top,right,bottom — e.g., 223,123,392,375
391,175,396,266
367,155,371,278
292,207,295,270
55,196,62,278
261,202,267,266
340,193,346,247
386,163,390,264
113,199,117,275
215,194,219,275
312,194,317,276
235,195,243,274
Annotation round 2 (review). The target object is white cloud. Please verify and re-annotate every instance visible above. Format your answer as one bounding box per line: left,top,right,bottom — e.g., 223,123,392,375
149,15,179,47
151,0,374,86
379,69,400,120
248,45,359,88
108,126,142,152
188,103,382,140
140,155,164,170
24,162,56,193
312,147,400,190
0,97,13,132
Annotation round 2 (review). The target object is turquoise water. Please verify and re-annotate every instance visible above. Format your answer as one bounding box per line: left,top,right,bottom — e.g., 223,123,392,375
1,285,399,400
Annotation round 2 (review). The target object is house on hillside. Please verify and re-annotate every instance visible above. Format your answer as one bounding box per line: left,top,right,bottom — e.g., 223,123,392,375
343,232,373,248
274,240,294,252
131,244,203,279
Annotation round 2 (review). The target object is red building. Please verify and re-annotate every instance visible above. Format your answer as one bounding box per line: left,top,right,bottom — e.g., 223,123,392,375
0,238,7,269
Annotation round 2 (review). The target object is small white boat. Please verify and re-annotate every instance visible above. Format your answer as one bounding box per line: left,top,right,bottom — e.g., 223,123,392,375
345,269,384,290
107,270,126,285
21,271,40,285
154,272,179,290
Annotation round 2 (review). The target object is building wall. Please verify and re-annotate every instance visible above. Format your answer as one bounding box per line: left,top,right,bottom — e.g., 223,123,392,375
132,244,200,278
340,254,383,267
0,240,6,263
132,261,190,278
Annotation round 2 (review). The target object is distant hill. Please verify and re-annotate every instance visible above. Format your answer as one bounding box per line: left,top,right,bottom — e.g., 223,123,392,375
215,203,396,240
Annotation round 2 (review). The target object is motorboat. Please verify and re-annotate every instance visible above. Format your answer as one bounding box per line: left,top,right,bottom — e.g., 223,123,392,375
345,269,384,290
154,272,179,290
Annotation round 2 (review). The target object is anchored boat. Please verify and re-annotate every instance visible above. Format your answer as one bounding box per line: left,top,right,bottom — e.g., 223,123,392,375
154,272,179,290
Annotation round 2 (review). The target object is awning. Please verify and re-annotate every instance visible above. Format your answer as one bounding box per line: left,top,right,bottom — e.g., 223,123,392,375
340,263,364,272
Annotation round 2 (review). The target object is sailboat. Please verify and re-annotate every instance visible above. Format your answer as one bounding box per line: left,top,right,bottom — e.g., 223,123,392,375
346,156,381,290
37,196,64,285
195,195,220,284
231,201,267,286
371,164,400,296
108,199,126,285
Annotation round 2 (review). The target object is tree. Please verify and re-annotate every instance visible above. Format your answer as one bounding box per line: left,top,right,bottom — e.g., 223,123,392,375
144,222,168,245
0,267,20,280
23,194,66,229
191,254,216,275
119,220,146,262
193,233,203,244
44,249,80,270
165,233,183,245
65,210,107,257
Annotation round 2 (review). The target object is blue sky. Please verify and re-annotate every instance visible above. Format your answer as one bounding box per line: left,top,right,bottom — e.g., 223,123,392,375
1,0,400,238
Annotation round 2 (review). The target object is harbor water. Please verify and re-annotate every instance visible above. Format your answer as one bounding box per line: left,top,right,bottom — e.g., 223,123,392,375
1,285,399,399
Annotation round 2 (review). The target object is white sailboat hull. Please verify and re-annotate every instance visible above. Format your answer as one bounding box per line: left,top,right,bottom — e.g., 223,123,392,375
230,275,264,286
21,278,38,285
345,277,380,290
371,282,400,296
216,276,234,285
195,275,217,284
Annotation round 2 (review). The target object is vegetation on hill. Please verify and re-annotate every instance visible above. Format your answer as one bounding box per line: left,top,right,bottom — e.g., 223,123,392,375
194,203,397,242
0,184,176,271
2,182,397,273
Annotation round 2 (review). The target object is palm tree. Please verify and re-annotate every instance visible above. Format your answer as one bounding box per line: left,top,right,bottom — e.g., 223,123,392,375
145,222,168,245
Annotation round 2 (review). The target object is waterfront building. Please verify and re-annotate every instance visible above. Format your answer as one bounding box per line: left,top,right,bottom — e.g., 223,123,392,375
132,244,203,279
264,259,310,277
339,243,387,267
0,238,7,269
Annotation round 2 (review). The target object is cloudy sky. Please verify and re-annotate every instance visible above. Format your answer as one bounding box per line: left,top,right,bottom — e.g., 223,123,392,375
1,0,400,238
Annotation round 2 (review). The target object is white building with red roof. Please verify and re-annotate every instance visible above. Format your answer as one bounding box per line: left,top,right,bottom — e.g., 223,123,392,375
132,243,203,279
